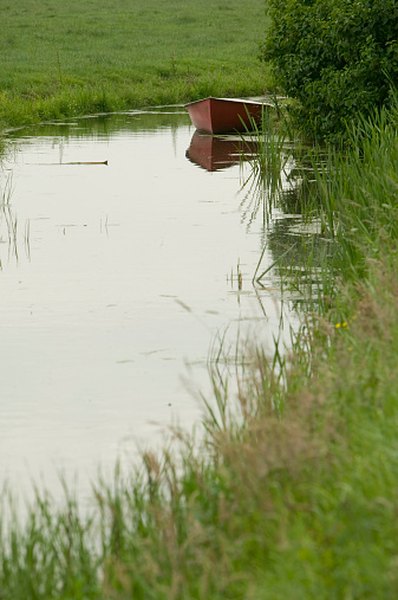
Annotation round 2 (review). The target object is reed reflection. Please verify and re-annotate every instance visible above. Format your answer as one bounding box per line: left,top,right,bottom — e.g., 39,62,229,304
0,175,30,267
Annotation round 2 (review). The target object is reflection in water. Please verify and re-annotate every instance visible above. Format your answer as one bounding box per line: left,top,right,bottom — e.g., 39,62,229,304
238,154,296,231
267,216,332,286
238,139,323,236
185,131,258,172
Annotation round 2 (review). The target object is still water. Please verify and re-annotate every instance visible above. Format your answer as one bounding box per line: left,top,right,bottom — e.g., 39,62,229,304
0,110,302,499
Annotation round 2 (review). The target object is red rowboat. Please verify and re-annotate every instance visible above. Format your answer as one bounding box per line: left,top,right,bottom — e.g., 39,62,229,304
184,97,267,134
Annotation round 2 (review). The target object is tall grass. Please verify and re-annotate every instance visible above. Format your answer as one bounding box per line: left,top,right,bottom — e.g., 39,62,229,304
319,101,398,280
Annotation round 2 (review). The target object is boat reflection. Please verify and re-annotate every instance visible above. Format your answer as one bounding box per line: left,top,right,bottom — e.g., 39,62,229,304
185,131,257,172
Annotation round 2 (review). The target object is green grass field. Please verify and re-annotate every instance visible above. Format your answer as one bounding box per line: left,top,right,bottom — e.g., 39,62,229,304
0,0,269,128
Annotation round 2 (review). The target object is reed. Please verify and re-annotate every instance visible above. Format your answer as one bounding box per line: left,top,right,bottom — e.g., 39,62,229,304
240,105,293,225
320,101,398,280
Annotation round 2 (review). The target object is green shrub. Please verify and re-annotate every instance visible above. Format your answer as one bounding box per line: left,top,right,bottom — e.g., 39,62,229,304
261,0,398,138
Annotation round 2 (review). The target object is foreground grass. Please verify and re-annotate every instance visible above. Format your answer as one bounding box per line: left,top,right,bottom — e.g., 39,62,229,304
0,0,269,129
1,103,398,598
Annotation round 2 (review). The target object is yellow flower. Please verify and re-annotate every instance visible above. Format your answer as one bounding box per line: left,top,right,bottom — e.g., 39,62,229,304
335,321,348,329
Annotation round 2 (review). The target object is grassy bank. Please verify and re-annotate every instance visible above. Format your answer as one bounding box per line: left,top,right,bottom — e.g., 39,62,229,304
0,103,397,597
0,0,269,129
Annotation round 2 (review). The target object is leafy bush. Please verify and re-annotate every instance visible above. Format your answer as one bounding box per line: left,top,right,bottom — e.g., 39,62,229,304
261,0,398,138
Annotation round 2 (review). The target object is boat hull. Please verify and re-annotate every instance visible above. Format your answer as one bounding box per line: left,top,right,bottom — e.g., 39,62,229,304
185,97,264,134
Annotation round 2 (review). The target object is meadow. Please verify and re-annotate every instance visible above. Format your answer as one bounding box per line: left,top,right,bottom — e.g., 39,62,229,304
0,0,268,128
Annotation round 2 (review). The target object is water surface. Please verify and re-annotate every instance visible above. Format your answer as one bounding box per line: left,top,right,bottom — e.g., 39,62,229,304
0,111,302,499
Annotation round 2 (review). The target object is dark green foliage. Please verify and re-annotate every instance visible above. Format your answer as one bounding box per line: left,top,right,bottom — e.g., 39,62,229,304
262,0,398,138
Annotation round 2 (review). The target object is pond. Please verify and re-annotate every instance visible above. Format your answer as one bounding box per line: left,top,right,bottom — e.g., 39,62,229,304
0,109,305,500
